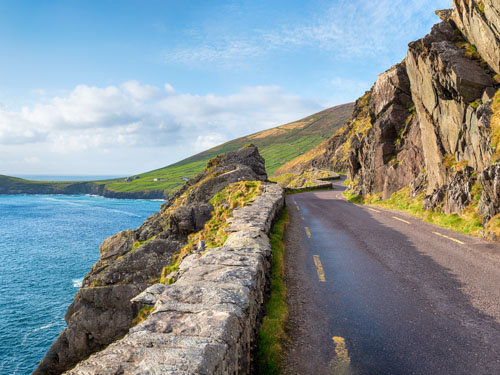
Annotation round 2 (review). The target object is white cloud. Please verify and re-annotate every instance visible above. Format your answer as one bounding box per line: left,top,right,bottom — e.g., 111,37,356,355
164,83,175,94
122,80,161,101
164,0,450,64
0,82,321,171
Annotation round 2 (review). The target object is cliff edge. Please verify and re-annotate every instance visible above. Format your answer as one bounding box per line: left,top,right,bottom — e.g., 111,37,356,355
34,145,272,374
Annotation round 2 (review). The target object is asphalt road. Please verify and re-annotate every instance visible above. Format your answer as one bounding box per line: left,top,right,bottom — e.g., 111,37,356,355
283,180,500,375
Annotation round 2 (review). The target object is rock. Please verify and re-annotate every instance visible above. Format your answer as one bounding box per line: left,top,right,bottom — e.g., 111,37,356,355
34,284,145,375
423,186,447,211
406,19,494,192
444,167,476,214
478,164,500,221
452,0,500,75
98,229,136,260
84,238,182,287
196,240,206,252
170,203,214,235
305,63,424,199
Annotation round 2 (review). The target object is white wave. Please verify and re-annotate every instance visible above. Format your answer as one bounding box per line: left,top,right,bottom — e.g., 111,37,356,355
73,278,83,288
20,330,31,346
34,321,57,332
101,208,141,217
42,197,86,207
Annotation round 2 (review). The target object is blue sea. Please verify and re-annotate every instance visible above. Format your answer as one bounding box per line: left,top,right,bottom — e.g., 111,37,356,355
0,194,163,374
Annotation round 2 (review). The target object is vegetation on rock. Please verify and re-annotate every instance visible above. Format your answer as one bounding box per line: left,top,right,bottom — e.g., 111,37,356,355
160,180,263,283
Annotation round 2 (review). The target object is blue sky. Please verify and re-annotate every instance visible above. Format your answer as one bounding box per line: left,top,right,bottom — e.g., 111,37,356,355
0,0,450,175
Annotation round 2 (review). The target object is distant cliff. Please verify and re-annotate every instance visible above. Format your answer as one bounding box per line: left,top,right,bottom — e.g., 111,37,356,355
279,0,500,236
0,175,167,199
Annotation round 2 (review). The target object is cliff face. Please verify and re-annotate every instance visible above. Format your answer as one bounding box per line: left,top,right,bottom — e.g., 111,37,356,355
289,0,500,227
35,146,269,375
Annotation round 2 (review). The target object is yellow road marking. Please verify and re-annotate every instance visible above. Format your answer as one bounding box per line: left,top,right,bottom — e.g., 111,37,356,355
433,231,465,245
304,227,311,238
332,336,351,365
313,255,326,282
367,207,380,213
392,216,410,224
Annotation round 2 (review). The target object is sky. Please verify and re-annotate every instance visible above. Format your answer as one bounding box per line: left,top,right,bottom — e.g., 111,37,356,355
0,0,451,176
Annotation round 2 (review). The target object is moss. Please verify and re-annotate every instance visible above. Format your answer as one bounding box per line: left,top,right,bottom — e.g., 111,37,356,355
132,306,155,326
255,208,289,374
470,99,482,109
131,235,157,250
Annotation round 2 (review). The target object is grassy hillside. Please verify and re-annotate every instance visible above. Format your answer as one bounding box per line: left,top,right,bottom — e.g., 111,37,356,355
98,102,353,194
1,103,353,196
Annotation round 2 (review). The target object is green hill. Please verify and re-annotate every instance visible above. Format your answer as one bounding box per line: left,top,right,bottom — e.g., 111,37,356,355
0,102,353,198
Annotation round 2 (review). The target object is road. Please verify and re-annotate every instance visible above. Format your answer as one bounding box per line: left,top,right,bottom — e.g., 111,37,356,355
283,180,500,375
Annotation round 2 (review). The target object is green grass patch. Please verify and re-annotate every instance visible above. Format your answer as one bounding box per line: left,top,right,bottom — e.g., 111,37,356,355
132,306,155,326
351,186,485,237
255,208,289,375
132,235,156,250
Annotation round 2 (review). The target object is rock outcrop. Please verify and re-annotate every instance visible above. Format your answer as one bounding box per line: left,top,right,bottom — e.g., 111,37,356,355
35,145,269,375
64,183,285,374
285,0,500,230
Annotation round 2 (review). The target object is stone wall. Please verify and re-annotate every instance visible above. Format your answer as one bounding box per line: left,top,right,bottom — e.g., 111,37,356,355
65,182,285,375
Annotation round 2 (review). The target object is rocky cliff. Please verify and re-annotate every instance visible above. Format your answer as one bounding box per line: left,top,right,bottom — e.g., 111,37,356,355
34,145,271,374
0,176,167,199
65,183,284,374
281,0,500,234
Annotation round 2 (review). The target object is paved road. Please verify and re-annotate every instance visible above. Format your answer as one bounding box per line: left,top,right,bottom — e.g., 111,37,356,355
283,180,500,375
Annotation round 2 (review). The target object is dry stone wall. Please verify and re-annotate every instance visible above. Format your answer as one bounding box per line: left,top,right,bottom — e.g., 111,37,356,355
65,182,285,375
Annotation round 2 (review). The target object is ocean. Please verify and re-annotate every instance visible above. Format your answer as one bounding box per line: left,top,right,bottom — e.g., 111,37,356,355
0,194,163,374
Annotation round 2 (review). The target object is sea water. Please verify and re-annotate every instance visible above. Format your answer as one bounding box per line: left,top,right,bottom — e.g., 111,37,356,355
0,194,163,374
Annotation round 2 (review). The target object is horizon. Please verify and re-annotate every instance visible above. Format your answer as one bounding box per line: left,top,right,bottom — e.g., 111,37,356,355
1,0,450,175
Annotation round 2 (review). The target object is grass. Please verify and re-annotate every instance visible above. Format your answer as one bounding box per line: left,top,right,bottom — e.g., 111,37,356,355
159,181,263,284
255,208,289,375
345,185,485,237
132,235,156,250
132,306,155,326
489,89,500,162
